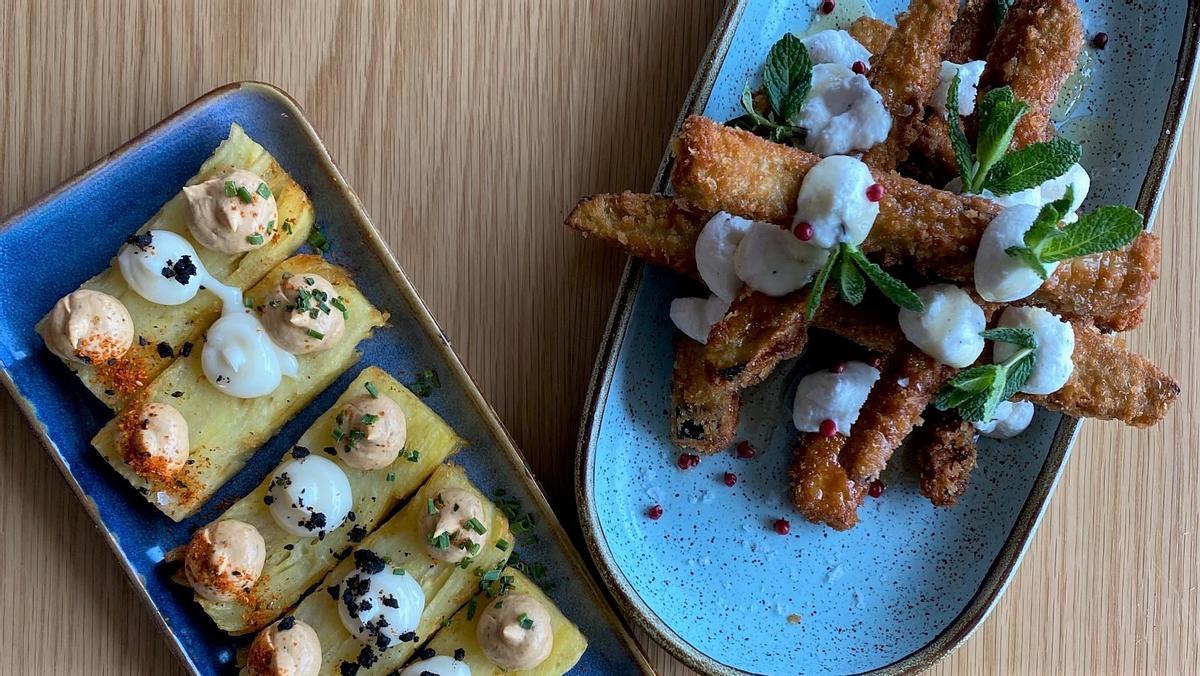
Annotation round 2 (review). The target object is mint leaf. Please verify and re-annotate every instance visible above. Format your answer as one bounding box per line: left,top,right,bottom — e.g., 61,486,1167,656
946,72,976,187
761,34,813,123
739,83,775,129
973,87,1029,192
1001,352,1036,401
844,246,924,312
1003,245,1052,280
838,251,865,305
805,246,841,321
981,327,1037,350
971,370,1008,423
982,138,1082,195
1038,205,1144,262
935,365,998,411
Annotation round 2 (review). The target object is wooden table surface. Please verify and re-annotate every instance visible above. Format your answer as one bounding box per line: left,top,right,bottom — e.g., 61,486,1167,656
1,1,1195,674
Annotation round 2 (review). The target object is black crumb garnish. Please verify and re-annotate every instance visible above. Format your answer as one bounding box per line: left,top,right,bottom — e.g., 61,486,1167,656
339,662,360,676
180,341,194,357
283,543,294,551
326,583,340,600
381,594,399,609
347,510,356,522
278,615,296,631
356,645,377,668
334,546,351,560
353,549,387,575
348,525,368,543
140,419,150,431
398,631,417,643
453,648,465,661
138,336,148,347
171,391,184,398
156,342,173,358
104,389,115,396
106,358,118,366
375,633,392,651
291,446,311,459
263,494,275,506
160,255,198,286
125,232,153,251
298,511,327,532
418,647,436,660
322,446,337,456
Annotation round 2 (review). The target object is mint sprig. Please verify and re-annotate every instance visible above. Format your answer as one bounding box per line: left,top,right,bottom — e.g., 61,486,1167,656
994,0,1015,28
946,82,1082,196
804,244,924,320
725,34,813,145
1005,188,1144,278
935,328,1037,422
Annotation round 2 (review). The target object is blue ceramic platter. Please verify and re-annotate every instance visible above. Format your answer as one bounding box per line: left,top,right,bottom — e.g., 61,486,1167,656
0,83,650,676
576,1,1198,674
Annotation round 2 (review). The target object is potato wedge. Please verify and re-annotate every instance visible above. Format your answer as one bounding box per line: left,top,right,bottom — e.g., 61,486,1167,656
413,568,588,675
181,367,464,634
91,255,386,520
36,123,315,410
285,464,512,675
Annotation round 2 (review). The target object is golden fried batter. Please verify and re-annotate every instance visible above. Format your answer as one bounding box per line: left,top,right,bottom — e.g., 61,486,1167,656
670,337,742,454
862,0,960,170
704,287,810,389
669,116,1157,331
789,434,864,531
944,0,999,63
914,410,979,506
565,192,701,276
848,16,893,57
840,347,955,484
981,0,1084,148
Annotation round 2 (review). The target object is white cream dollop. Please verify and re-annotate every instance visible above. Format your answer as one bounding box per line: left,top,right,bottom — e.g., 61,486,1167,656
801,29,871,68
791,361,881,435
974,204,1060,302
117,230,206,306
669,294,730,344
793,154,881,249
733,221,829,296
183,169,278,254
897,284,986,368
399,656,470,676
933,60,986,117
992,306,1075,395
797,64,892,157
268,455,353,538
338,566,425,650
975,400,1035,439
201,310,300,398
695,212,753,302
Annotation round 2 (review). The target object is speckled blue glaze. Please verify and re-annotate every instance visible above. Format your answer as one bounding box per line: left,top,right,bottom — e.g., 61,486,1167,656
0,84,643,675
582,1,1195,674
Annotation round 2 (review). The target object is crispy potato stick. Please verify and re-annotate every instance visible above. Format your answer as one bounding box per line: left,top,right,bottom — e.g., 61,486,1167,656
565,192,701,277
914,410,979,507
981,0,1084,148
861,0,960,170
669,116,1157,331
789,434,865,531
671,337,742,454
849,16,894,57
944,0,1000,63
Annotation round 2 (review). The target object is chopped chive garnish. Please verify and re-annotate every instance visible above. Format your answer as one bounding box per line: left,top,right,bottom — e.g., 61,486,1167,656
405,450,420,462
466,598,477,620
518,613,533,630
361,413,379,425
282,271,293,279
236,186,254,203
386,472,396,482
392,567,404,575
426,498,438,515
306,329,325,339
349,429,366,441
457,557,473,569
266,220,275,233
331,297,347,312
466,518,487,535
304,276,315,285
468,541,481,555
307,225,329,253
224,180,237,197
481,568,502,582
243,297,254,308
331,428,344,441
496,539,510,551
283,219,294,234
256,182,272,199
246,233,264,245
364,381,379,398
433,532,451,549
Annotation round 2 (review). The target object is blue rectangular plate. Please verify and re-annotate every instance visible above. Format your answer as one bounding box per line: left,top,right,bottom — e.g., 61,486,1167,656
575,1,1198,674
0,82,651,676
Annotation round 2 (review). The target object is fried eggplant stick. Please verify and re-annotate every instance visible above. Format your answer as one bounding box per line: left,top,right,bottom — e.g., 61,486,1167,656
848,16,893,58
861,0,960,170
671,337,742,453
914,410,979,506
790,434,865,531
981,0,1084,149
944,0,1000,63
668,115,1158,331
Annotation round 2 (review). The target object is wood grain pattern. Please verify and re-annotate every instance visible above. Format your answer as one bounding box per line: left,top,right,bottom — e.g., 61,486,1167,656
0,1,1194,674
